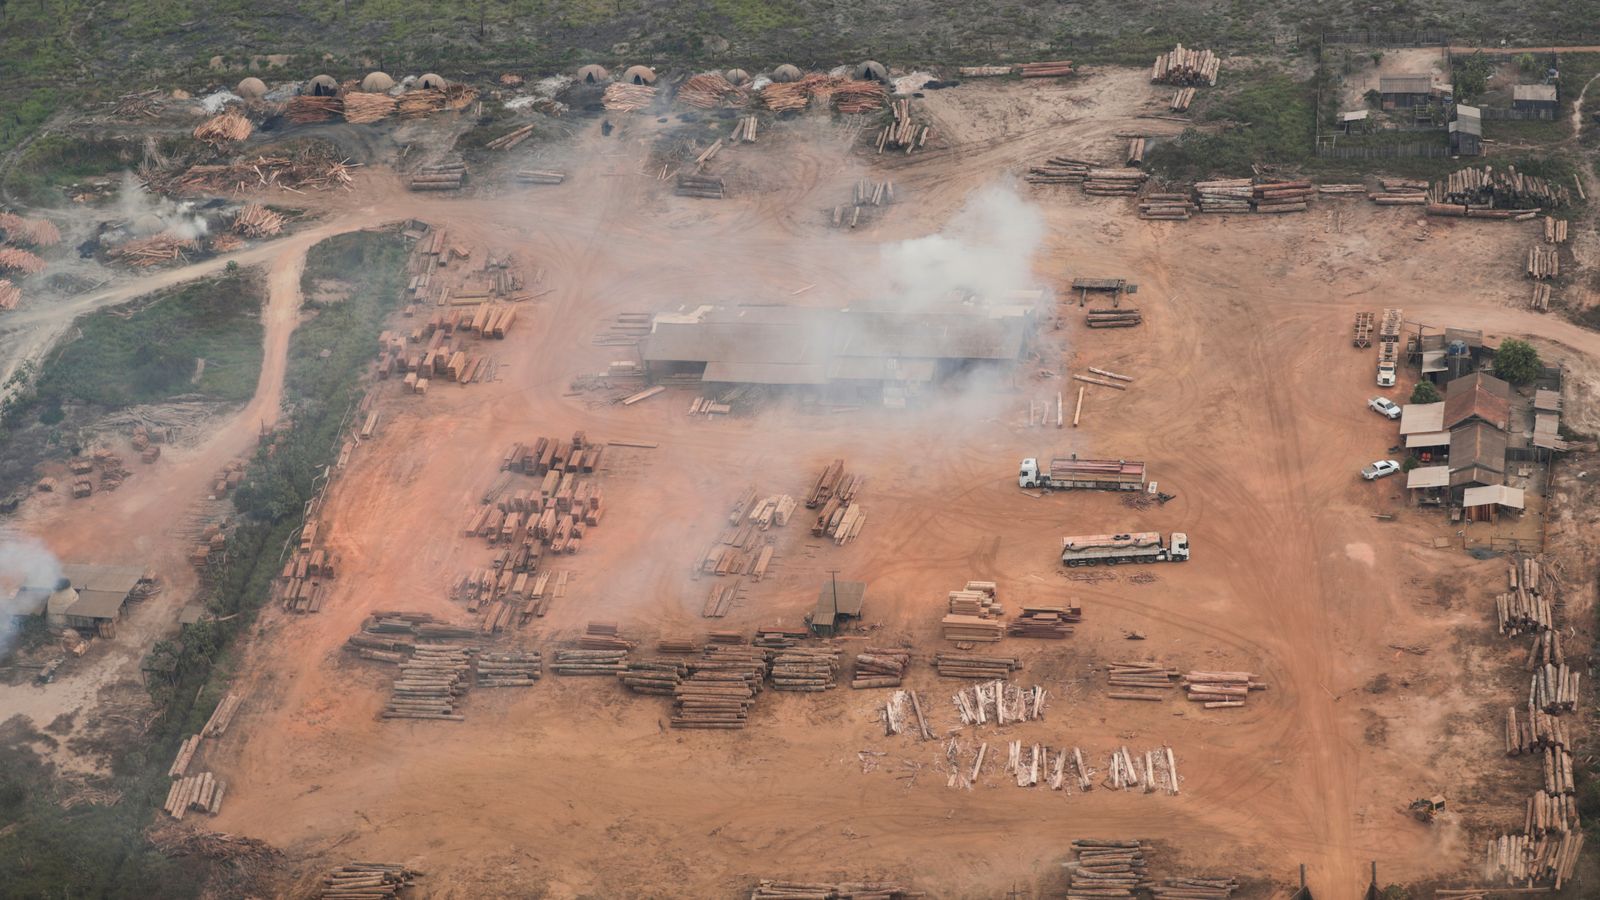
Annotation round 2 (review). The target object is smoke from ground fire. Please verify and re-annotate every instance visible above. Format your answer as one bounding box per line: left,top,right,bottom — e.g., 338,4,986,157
877,183,1045,310
118,171,210,240
0,535,62,655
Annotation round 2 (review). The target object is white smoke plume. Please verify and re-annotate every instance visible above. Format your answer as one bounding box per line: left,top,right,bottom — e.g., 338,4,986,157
0,535,63,655
117,171,211,241
877,183,1045,309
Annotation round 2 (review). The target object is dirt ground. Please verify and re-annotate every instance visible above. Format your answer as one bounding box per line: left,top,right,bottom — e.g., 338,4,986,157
6,67,1599,898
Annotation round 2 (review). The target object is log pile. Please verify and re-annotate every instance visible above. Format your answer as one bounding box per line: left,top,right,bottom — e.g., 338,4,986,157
287,96,343,123
515,169,566,184
0,212,61,246
485,123,536,151
877,98,929,154
475,651,541,686
749,880,923,899
851,649,910,688
1106,661,1178,701
679,73,748,109
202,693,243,737
834,80,888,112
551,648,628,675
1024,155,1096,185
1531,663,1580,713
1170,87,1196,112
760,76,820,112
1083,168,1147,196
1126,138,1146,166
232,202,284,237
1544,216,1568,243
1180,670,1266,709
163,771,225,819
343,92,396,124
603,82,657,111
769,647,840,690
1105,745,1180,793
1007,605,1080,639
1525,788,1579,835
1086,307,1142,328
952,680,1046,726
1152,45,1220,86
1527,244,1558,280
169,734,203,778
0,246,47,275
1251,180,1313,213
1530,283,1552,311
1019,60,1075,78
729,115,759,143
397,89,448,119
384,645,472,720
107,235,194,267
1368,178,1429,207
0,279,19,311
315,863,422,899
193,111,253,145
621,658,688,695
676,172,725,199
1497,557,1552,635
941,614,1003,642
409,162,465,192
111,90,163,119
673,666,761,729
1064,840,1153,898
934,653,1020,679
1138,193,1194,221
1150,878,1238,899
1482,830,1585,886
1434,164,1571,209
578,621,635,651
1194,178,1252,213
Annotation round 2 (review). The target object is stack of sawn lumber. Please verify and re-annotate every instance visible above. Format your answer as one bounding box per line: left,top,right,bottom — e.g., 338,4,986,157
948,582,1002,617
316,863,422,899
851,648,910,688
1149,877,1239,899
1007,605,1079,638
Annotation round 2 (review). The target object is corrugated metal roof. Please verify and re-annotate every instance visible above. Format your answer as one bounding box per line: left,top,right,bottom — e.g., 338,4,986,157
1407,466,1451,489
1450,421,1508,475
1454,103,1481,121
1463,485,1525,509
1400,402,1445,435
60,564,145,594
65,590,127,620
813,580,866,627
1381,74,1433,94
1534,389,1561,412
1406,430,1451,448
703,361,828,384
1513,84,1557,102
1443,372,1511,431
1340,110,1370,122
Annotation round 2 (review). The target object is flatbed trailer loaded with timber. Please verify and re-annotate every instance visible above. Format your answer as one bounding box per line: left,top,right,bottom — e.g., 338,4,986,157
1019,456,1147,492
1061,531,1189,566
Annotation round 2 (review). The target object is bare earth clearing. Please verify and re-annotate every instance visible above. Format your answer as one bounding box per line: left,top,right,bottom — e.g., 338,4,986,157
3,68,1596,898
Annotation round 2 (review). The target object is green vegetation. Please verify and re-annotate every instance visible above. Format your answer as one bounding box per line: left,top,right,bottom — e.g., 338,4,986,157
1148,70,1315,180
1493,339,1542,384
1410,381,1441,404
1452,53,1496,102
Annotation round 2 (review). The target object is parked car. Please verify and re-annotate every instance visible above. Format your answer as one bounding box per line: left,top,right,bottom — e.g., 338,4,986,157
1368,397,1401,419
1362,459,1401,480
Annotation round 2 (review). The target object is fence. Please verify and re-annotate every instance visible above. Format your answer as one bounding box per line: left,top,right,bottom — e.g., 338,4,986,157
1322,30,1450,47
1476,106,1557,121
1314,140,1451,159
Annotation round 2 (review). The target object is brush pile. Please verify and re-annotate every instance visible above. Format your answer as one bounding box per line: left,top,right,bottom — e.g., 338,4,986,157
287,96,343,123
0,246,45,275
833,80,888,112
397,89,446,118
0,212,61,246
343,92,396,124
603,82,657,111
108,235,195,267
112,90,164,119
1152,44,1220,85
1433,164,1570,208
193,111,253,146
0,279,19,311
678,73,748,108
232,202,284,237
761,75,824,112
172,147,355,193
315,863,423,899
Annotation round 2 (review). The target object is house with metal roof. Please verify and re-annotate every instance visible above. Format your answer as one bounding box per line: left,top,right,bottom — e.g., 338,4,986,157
1448,421,1508,499
1443,372,1511,431
1380,74,1434,108
1512,84,1558,114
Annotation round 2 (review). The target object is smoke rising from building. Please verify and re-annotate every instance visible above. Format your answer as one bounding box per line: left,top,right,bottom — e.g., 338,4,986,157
0,535,62,655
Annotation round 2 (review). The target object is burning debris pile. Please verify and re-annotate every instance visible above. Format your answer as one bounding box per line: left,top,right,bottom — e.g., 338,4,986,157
168,147,356,193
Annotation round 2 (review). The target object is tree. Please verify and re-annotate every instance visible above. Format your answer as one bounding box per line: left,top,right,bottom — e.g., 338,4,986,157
1494,339,1542,384
1410,381,1441,404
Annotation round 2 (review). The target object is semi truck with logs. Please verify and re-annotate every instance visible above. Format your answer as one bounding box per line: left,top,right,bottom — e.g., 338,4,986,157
1060,531,1189,566
1019,456,1147,492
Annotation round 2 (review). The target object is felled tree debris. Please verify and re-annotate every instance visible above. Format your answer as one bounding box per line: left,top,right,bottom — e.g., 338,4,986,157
232,202,284,237
169,147,355,193
0,246,47,275
108,235,196,267
343,92,397,124
678,73,749,109
193,111,253,146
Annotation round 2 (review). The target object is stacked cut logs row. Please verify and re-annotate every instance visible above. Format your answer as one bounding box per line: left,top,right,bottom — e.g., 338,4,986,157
1170,87,1196,111
343,92,397,124
1086,307,1142,328
760,76,821,112
674,665,762,729
169,733,204,778
749,880,923,899
1484,830,1585,887
877,98,929,154
854,178,894,207
851,648,910,688
1106,661,1178,701
163,771,225,819
678,73,748,109
384,645,473,720
192,111,253,145
551,648,628,675
620,658,688,695
934,653,1020,679
1024,155,1095,185
1545,215,1568,244
288,96,343,123
834,80,888,113
1368,178,1429,207
170,150,354,193
745,492,798,529
1531,282,1553,311
316,863,422,899
603,82,657,112
1434,164,1571,209
397,88,449,119
1496,559,1552,635
807,459,850,507
1149,878,1238,899
1528,244,1559,280
941,614,1003,641
1531,663,1580,713
677,172,725,199
1194,178,1252,213
276,541,337,613
1064,840,1153,899
232,202,284,237
1183,670,1266,709
1543,745,1577,795
1526,627,1564,669
1126,137,1146,166
1526,788,1580,835
1019,60,1075,78
1250,180,1312,214
769,647,840,691
1151,44,1220,86
1138,193,1194,221
1007,605,1079,639
578,621,635,651
475,651,541,686
107,236,194,267
811,483,865,545
1083,168,1147,196
485,123,536,151
952,680,1046,726
0,211,61,246
1508,703,1572,754
409,162,465,192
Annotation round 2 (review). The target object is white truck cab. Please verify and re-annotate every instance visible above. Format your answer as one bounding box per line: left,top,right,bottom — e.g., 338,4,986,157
1168,532,1190,561
1019,458,1042,488
1376,362,1397,387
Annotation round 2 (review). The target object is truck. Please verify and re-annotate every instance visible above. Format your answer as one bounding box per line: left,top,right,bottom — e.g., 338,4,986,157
1060,531,1189,566
1019,456,1147,492
1376,308,1402,387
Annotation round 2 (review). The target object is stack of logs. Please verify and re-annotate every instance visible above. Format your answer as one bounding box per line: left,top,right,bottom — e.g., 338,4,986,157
673,662,763,729
516,170,565,185
1482,831,1585,887
1151,45,1220,85
934,653,1020,679
1170,87,1196,111
1086,307,1143,328
1531,663,1580,713
1528,244,1559,280
385,645,473,721
232,202,284,237
409,162,465,191
677,172,725,199
1019,60,1075,78
730,115,759,142
107,236,194,267
1083,169,1147,196
1024,155,1095,185
1064,841,1153,898
1525,787,1579,835
1497,557,1552,635
602,83,657,111
1434,164,1570,209
1106,661,1178,700
877,98,928,154
769,647,840,691
397,89,448,118
1251,180,1313,213
1531,282,1552,311
952,680,1046,726
749,881,923,899
551,648,628,675
0,279,19,311
1183,670,1266,709
1007,605,1080,639
485,123,536,151
810,462,866,544
1138,193,1194,221
315,864,422,899
475,650,541,686
163,770,225,819
579,621,635,650
1368,178,1429,206
1126,137,1146,166
851,649,910,688
1545,215,1568,243
1193,179,1252,213
193,110,253,145
1150,878,1238,899
834,80,888,112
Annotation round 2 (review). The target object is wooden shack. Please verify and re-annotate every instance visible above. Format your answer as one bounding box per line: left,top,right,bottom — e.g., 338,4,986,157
1512,84,1558,116
1380,74,1433,109
1449,104,1482,156
809,579,865,637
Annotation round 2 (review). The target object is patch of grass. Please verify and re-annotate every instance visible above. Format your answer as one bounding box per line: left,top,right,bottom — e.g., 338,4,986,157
6,135,140,206
1148,69,1315,180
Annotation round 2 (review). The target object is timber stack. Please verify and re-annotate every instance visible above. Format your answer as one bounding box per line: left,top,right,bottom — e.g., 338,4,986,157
1138,193,1194,221
1183,670,1267,709
1024,155,1095,185
202,693,243,737
474,650,541,686
1482,831,1585,887
551,648,628,675
1126,138,1146,166
1193,179,1252,213
1106,661,1178,701
948,582,1002,617
602,82,657,111
232,202,284,237
673,667,761,729
808,459,866,544
0,280,19,311
730,114,759,142
1251,180,1312,213
754,626,811,649
1544,216,1568,243
1525,788,1580,835
877,98,929,154
768,647,840,691
163,771,225,819
1433,164,1571,209
1368,178,1429,205
1531,663,1580,713
942,613,1003,642
1007,605,1079,639
1528,244,1559,280
515,170,566,185
578,620,635,650
620,658,688,695
384,645,472,720
833,80,888,112
1083,168,1147,196
316,863,423,899
409,162,465,191
193,110,253,145
1170,87,1197,111
952,680,1046,725
1531,283,1552,311
1497,557,1552,635
749,880,923,899
677,172,725,199
1151,45,1220,85
934,653,1020,679
1063,840,1153,899
851,648,910,688
485,123,536,151
1150,878,1239,899
678,72,748,109
1086,307,1143,328
1019,60,1075,78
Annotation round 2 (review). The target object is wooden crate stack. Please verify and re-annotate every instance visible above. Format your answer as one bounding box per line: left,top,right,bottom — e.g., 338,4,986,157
750,880,923,899
1182,670,1267,709
163,770,225,819
315,863,422,899
952,680,1046,726
851,648,910,688
384,645,472,721
934,653,1019,679
1007,605,1079,639
1106,661,1178,701
1151,44,1219,85
1064,840,1153,898
1528,244,1559,280
768,647,840,691
474,651,541,686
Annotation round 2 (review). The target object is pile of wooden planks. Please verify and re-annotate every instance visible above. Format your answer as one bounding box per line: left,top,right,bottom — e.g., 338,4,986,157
769,647,840,691
673,666,761,729
1194,178,1252,212
1435,164,1571,209
679,72,748,109
1152,44,1219,85
1251,180,1313,213
1019,60,1074,78
941,614,1003,642
948,582,1001,618
0,279,21,311
1352,311,1374,347
1482,830,1585,887
232,202,284,237
516,169,565,185
676,172,725,199
1528,244,1559,280
1150,878,1238,899
163,771,225,819
1024,155,1096,185
1531,663,1580,713
807,459,856,504
475,651,541,686
1083,168,1147,196
1064,841,1153,898
1106,661,1179,701
760,76,820,112
409,162,465,191
1544,215,1568,243
749,881,923,899
551,648,628,675
1086,307,1142,328
952,680,1046,726
1183,670,1266,709
316,863,422,899
1497,557,1553,635
384,645,472,720
1138,193,1194,221
342,92,396,124
288,95,343,123
168,149,355,193
1007,605,1079,639
485,123,536,151
193,110,252,145
1169,87,1197,111
744,492,798,529
934,653,1019,679
877,98,929,154
603,82,657,111
730,115,759,142
851,648,910,688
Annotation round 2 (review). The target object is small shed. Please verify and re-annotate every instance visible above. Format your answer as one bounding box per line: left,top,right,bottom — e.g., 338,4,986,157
1512,84,1558,113
417,73,448,90
236,77,268,100
306,74,340,97
1449,104,1482,156
772,64,803,83
1462,484,1525,522
621,65,656,85
1406,465,1451,504
360,71,395,92
810,579,865,637
725,68,751,85
577,64,610,84
1339,109,1371,133
1380,74,1433,109
856,60,888,81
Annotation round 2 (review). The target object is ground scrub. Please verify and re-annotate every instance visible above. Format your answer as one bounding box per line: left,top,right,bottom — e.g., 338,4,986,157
1147,70,1314,180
